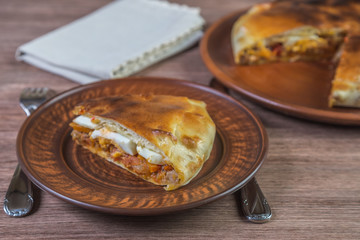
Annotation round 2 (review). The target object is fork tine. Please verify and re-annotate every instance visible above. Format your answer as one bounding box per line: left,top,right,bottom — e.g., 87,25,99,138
21,88,43,97
21,88,30,94
32,88,39,96
27,88,35,98
21,87,57,102
20,88,31,98
36,88,42,95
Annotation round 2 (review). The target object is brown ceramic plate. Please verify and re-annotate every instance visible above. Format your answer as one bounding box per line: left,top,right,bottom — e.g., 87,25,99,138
17,77,267,216
200,10,360,125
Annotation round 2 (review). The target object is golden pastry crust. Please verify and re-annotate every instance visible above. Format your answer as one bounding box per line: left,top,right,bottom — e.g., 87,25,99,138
231,0,360,108
329,35,360,107
71,95,216,190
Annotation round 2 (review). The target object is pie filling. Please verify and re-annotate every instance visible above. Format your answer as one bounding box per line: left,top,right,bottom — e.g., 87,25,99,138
237,27,346,65
70,123,180,186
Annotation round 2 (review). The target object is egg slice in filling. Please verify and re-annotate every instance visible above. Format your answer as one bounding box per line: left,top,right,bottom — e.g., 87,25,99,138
70,116,179,186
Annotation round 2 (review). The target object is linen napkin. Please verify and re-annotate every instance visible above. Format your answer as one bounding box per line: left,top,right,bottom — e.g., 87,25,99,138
16,0,205,84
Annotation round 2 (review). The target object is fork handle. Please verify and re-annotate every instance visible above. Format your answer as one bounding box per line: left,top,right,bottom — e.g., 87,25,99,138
209,78,272,223
3,164,34,217
3,101,36,217
240,177,272,223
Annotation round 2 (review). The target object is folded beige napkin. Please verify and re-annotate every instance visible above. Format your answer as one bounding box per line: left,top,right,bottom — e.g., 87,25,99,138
16,0,205,84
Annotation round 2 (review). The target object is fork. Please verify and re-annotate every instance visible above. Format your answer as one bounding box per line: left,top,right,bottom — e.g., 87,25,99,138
3,87,56,217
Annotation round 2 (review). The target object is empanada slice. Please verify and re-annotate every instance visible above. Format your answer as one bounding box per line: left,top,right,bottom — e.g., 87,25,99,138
70,94,216,190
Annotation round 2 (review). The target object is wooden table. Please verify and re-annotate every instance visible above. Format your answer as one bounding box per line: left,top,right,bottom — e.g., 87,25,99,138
1,0,359,239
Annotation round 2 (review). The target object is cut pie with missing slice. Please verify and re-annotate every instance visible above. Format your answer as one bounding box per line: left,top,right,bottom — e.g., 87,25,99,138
329,34,360,107
231,0,360,108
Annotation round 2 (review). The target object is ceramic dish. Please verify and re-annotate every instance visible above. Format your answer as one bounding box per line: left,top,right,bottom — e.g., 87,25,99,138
200,10,360,125
17,77,268,215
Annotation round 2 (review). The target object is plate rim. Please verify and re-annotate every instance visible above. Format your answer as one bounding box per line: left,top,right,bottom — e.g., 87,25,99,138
16,76,268,215
200,9,360,125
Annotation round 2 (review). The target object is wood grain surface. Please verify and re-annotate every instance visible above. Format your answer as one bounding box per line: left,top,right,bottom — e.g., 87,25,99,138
1,0,359,239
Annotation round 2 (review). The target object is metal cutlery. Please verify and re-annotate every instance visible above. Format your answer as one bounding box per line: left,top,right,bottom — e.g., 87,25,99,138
209,78,272,223
3,87,56,217
239,178,272,223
